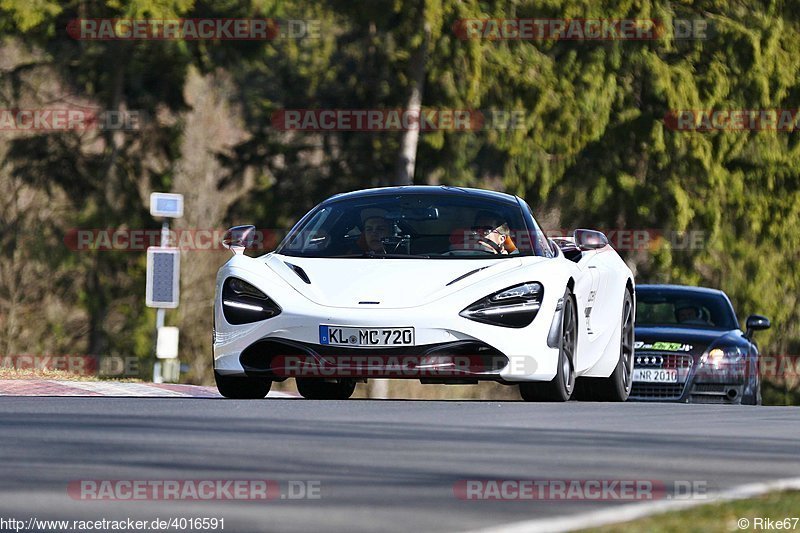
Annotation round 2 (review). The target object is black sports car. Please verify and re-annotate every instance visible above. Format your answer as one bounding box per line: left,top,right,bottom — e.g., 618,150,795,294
630,284,770,404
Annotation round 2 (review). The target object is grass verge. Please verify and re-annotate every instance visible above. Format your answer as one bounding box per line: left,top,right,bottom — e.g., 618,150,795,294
580,490,800,533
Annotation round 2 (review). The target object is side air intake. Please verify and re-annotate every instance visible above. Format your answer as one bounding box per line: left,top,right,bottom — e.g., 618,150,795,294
285,262,311,284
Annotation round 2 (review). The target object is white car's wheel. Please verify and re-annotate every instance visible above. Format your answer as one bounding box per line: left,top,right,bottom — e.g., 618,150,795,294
519,288,576,402
576,290,634,401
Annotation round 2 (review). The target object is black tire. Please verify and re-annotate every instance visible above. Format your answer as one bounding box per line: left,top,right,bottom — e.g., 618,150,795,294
214,371,271,399
296,378,356,400
575,290,634,402
741,360,762,405
519,288,577,402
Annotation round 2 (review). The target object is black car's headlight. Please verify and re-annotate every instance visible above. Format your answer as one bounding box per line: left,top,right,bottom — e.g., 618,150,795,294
460,282,543,328
700,345,745,371
221,277,281,325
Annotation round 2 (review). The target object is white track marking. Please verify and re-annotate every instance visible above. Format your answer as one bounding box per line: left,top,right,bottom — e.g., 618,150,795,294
67,381,188,396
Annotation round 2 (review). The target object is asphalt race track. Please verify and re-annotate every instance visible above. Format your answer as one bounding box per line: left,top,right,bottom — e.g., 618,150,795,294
0,396,798,532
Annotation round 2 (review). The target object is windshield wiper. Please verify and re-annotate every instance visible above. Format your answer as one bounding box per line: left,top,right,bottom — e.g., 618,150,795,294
367,252,430,259
334,252,430,259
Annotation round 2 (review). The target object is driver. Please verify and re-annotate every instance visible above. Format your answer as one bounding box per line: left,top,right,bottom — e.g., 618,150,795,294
675,304,707,325
471,211,511,255
360,208,392,253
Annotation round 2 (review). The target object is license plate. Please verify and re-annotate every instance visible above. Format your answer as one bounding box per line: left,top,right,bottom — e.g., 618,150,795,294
633,368,679,383
319,326,414,347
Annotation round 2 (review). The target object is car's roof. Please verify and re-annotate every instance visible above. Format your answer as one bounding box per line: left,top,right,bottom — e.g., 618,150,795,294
323,185,520,205
636,284,728,297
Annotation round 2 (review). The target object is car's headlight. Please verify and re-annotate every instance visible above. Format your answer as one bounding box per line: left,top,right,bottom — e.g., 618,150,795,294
460,282,543,328
701,345,745,371
221,277,281,325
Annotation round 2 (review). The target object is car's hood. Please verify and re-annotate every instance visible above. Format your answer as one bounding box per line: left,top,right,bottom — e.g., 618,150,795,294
263,254,543,308
634,326,745,356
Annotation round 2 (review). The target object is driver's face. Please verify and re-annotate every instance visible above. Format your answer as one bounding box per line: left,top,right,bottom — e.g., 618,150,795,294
484,227,506,247
474,218,507,250
677,307,698,322
364,217,390,252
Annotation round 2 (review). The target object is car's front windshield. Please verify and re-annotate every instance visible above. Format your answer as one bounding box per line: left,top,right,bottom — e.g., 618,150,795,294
635,289,739,330
275,192,550,259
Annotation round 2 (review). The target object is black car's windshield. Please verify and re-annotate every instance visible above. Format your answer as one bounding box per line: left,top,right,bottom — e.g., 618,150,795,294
635,288,739,330
275,192,550,259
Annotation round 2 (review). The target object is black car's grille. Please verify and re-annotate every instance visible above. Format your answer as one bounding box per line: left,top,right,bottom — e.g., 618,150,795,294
630,351,693,400
634,353,693,369
631,383,686,399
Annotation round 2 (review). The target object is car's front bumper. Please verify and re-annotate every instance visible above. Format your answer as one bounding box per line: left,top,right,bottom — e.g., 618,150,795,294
628,351,754,404
233,337,510,382
213,265,563,383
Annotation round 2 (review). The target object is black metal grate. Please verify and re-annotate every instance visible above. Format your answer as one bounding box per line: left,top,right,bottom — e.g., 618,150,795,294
691,383,727,394
630,382,685,399
689,394,729,404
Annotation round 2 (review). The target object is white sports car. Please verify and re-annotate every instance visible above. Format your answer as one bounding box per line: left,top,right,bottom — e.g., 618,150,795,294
213,186,635,401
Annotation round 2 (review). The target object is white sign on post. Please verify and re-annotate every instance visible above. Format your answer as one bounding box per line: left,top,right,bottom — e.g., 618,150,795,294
149,192,184,218
156,326,180,359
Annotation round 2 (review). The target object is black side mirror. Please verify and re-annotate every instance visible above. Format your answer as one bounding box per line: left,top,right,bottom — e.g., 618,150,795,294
574,229,609,251
550,238,582,262
745,314,770,339
222,225,256,255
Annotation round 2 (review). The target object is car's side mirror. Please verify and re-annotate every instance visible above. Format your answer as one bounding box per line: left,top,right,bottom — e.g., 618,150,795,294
222,225,256,256
745,314,770,339
574,229,609,251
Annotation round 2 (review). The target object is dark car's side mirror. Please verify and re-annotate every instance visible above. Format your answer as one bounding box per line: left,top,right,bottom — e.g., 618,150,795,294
574,229,609,251
222,225,256,255
551,237,582,262
745,314,770,339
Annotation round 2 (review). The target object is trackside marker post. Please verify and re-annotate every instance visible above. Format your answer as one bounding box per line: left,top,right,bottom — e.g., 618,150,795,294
147,193,184,383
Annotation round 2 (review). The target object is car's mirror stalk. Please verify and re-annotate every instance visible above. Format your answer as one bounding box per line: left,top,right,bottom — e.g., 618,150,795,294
222,225,256,256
